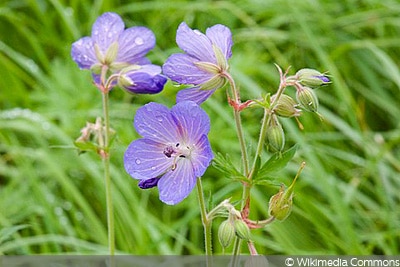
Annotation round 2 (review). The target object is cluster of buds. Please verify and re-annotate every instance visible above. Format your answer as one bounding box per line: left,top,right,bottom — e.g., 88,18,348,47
263,68,329,152
292,68,330,114
217,206,251,249
74,117,115,156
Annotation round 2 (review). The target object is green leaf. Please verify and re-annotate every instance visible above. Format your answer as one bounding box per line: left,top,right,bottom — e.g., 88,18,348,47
212,152,248,182
254,145,298,181
73,141,98,152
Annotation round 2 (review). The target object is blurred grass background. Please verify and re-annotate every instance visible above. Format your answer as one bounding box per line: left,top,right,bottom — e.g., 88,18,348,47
1,0,400,255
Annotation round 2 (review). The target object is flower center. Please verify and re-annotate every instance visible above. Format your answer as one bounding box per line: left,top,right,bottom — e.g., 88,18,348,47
163,143,191,158
163,143,192,170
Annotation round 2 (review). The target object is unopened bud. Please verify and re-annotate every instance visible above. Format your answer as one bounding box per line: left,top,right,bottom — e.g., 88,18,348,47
296,68,330,88
266,115,285,152
234,219,251,241
296,86,319,113
271,94,301,118
118,73,134,88
218,220,236,248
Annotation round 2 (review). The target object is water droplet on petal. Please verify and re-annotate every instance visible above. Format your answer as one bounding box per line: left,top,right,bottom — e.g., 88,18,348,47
155,115,163,122
135,159,141,164
194,30,202,35
151,166,156,170
135,37,144,45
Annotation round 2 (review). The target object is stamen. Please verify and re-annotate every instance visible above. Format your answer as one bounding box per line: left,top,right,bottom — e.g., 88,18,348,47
163,146,175,158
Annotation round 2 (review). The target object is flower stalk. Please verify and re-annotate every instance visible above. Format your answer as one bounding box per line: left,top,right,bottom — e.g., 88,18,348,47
196,178,213,266
101,90,115,256
225,73,250,177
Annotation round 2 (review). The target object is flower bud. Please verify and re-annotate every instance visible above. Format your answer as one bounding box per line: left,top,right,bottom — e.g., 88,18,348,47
296,68,330,88
268,184,293,221
118,65,166,95
218,220,236,248
296,86,319,113
271,94,301,118
266,115,285,152
234,219,251,241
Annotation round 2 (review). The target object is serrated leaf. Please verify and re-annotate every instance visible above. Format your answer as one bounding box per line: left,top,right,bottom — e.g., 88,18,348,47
212,153,248,182
254,145,298,181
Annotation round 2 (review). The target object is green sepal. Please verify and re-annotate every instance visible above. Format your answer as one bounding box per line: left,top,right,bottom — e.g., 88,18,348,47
212,153,249,183
253,145,298,182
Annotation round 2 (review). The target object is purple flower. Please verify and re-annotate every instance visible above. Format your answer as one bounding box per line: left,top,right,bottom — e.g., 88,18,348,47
124,101,213,205
162,22,233,104
118,64,167,94
71,12,155,70
71,12,166,94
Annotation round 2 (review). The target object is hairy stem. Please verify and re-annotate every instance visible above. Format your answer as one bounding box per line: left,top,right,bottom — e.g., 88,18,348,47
225,74,250,177
196,178,212,266
101,91,115,256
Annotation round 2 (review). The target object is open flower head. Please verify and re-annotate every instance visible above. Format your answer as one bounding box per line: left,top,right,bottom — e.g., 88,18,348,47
162,22,233,104
124,101,213,205
71,12,156,73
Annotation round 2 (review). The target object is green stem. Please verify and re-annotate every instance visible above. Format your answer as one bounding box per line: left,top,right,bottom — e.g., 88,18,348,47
249,64,288,180
223,73,249,258
249,109,271,179
229,237,241,267
225,74,250,177
196,178,212,267
102,91,115,256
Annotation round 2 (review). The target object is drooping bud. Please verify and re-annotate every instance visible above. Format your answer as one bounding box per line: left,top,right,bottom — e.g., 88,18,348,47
271,94,301,118
218,220,236,248
296,86,319,113
234,219,251,241
117,65,166,95
266,115,285,152
296,68,330,88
